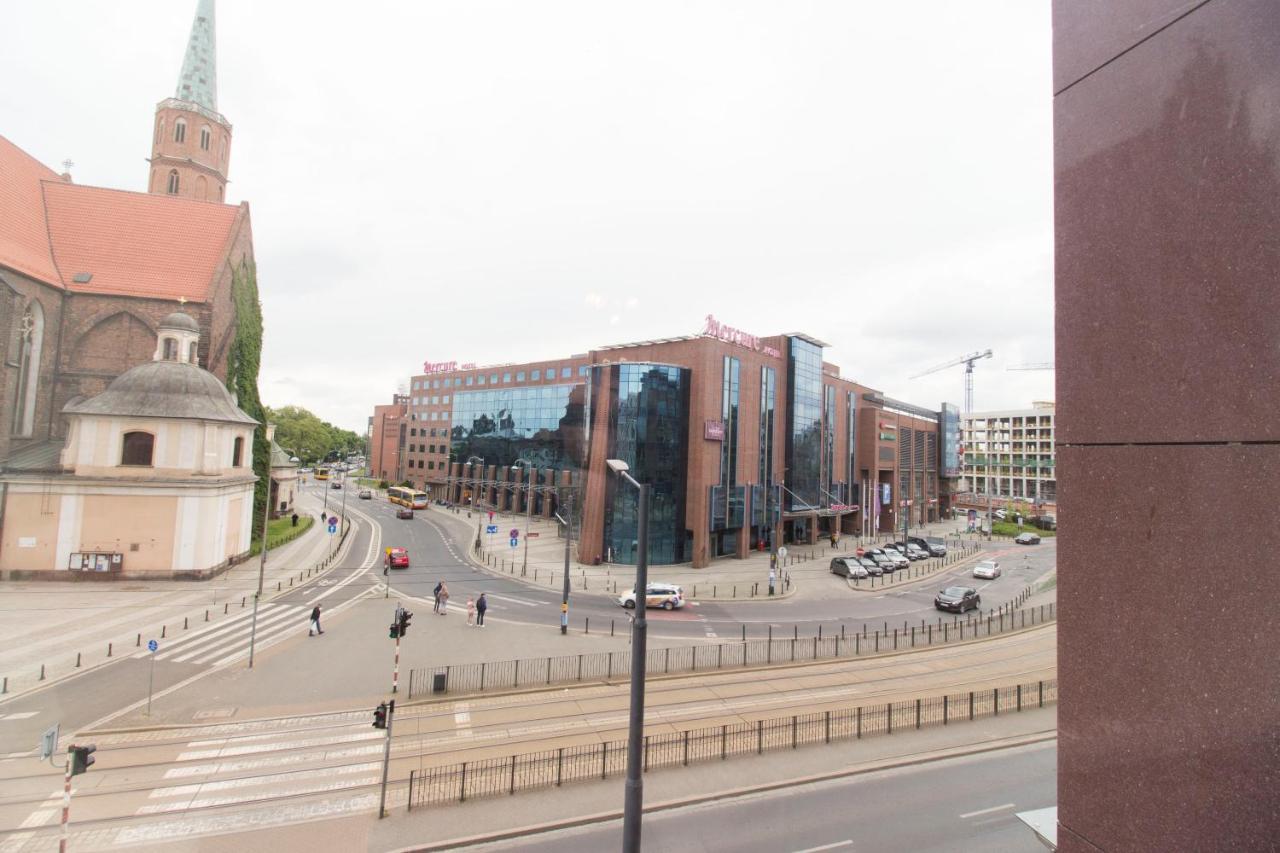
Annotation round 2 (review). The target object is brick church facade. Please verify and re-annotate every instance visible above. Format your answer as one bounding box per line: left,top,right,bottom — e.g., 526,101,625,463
0,0,254,470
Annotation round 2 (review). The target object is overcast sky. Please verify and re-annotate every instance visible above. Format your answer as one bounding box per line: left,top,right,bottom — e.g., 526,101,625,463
3,1,1054,432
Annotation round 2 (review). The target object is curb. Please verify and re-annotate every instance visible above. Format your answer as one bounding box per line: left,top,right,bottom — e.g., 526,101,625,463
389,727,1059,851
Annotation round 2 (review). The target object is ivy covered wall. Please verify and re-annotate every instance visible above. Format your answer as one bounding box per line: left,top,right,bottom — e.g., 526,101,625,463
225,258,270,542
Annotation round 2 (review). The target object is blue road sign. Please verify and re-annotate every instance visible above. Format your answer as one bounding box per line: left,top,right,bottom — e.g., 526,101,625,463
510,537,518,548
328,523,337,534
486,525,498,534
147,639,158,652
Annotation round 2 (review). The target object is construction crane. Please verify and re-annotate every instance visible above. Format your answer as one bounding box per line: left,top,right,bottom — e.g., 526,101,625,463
1007,362,1054,371
910,349,993,413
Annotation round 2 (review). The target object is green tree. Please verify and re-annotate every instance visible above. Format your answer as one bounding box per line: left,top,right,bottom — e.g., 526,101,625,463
265,404,362,466
225,259,269,543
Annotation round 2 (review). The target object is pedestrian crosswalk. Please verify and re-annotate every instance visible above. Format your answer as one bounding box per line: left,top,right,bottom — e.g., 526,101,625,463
146,604,309,667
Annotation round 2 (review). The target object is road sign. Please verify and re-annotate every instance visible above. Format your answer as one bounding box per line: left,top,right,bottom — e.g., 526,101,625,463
486,525,498,534
527,532,540,538
147,639,158,652
40,724,59,760
509,529,519,539
328,523,337,534
778,547,788,560
510,537,518,548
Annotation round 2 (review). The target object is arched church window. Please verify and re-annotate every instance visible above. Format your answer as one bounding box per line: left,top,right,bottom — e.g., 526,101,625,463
162,337,178,361
174,119,186,144
10,300,44,437
200,126,211,151
167,170,180,195
232,436,244,468
188,341,198,363
155,118,164,145
121,432,154,467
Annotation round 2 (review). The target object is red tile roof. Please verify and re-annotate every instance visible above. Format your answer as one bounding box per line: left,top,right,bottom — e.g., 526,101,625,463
0,134,242,301
44,182,239,301
0,135,62,285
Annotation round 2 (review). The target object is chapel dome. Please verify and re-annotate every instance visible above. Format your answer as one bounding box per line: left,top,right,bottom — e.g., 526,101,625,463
158,311,201,333
63,360,257,425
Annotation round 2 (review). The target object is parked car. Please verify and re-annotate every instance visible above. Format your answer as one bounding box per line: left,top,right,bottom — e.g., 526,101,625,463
909,536,947,557
1015,532,1042,545
619,583,685,610
993,508,1008,520
330,481,342,490
972,560,1001,579
855,557,884,576
385,547,410,569
358,489,373,500
830,557,870,579
396,507,414,519
868,552,898,572
935,586,981,613
891,542,928,561
1031,514,1057,531
881,549,909,568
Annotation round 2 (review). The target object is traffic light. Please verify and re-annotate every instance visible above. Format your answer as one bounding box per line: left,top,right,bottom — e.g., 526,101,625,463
388,623,400,639
372,702,388,729
70,744,97,776
399,609,412,637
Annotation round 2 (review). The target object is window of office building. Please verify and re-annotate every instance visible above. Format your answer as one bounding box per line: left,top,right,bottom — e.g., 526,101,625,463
602,363,690,566
531,369,541,381
449,382,588,471
478,375,486,385
516,371,525,382
824,385,837,499
755,366,777,531
711,356,743,540
785,337,823,511
561,367,571,378
503,373,511,383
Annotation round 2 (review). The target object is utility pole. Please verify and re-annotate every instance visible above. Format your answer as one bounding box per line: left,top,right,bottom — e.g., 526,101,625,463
558,491,573,634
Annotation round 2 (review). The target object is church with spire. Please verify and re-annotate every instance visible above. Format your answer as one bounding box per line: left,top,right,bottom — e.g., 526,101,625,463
0,0,268,576
148,0,233,202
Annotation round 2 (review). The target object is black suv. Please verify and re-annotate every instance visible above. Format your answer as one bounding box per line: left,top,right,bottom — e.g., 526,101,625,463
934,586,981,613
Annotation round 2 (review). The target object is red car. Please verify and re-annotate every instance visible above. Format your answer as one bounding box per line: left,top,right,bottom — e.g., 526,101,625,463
385,547,410,569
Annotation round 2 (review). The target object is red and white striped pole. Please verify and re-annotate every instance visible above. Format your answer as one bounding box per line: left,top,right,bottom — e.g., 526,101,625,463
59,746,73,853
392,633,400,693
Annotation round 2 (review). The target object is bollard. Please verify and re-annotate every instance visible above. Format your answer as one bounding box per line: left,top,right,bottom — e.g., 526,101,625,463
585,617,589,634
794,625,798,641
161,625,167,638
136,633,142,647
277,581,281,591
184,616,189,630
611,619,615,637
205,609,209,622
733,585,737,598
40,664,46,681
242,596,246,607
108,642,113,658
742,624,746,642
2,676,5,694
224,603,229,614
76,652,81,668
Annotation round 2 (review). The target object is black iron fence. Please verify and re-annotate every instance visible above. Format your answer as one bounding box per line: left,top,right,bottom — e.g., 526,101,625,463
407,678,1058,809
407,586,1054,699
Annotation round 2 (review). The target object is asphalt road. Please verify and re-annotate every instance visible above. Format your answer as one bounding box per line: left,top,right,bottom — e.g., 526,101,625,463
346,483,1056,640
478,739,1057,853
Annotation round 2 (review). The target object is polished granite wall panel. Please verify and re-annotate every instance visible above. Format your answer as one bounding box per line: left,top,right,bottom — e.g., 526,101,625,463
1052,0,1209,92
1055,0,1280,445
1057,443,1280,852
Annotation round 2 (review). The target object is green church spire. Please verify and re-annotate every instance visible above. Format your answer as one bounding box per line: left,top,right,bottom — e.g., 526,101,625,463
175,0,217,111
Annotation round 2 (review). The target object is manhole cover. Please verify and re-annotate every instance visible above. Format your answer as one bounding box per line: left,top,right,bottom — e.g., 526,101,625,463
193,708,237,720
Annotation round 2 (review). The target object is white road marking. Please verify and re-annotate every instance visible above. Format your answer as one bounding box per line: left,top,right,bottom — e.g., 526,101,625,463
485,594,539,607
959,802,1016,819
0,711,39,720
793,841,853,852
454,703,473,739
176,729,383,761
114,792,382,843
151,761,380,798
163,743,383,778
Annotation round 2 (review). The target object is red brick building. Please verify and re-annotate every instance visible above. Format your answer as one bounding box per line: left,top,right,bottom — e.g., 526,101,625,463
367,396,408,483
375,318,954,568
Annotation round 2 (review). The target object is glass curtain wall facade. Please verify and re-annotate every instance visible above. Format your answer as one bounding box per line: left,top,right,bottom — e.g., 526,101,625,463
785,338,823,510
602,364,691,565
450,384,588,471
710,356,743,554
846,390,857,508
823,385,836,501
755,366,777,543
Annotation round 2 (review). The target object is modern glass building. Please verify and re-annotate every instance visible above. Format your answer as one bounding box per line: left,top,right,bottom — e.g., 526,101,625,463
386,322,947,569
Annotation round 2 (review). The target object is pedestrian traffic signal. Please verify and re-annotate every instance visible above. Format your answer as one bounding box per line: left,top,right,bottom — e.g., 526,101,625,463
70,744,97,776
389,623,400,639
372,702,388,729
398,609,413,637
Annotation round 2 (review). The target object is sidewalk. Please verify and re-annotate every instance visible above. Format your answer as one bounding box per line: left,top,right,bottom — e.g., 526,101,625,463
432,506,996,605
0,492,351,700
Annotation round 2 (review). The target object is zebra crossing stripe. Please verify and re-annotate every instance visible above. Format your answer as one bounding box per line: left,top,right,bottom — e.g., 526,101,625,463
152,605,283,661
171,607,303,665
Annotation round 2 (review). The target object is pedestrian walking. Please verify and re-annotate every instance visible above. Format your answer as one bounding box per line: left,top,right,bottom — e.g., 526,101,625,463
438,582,450,615
466,597,475,626
291,512,299,528
476,593,488,627
433,580,443,613
309,605,324,636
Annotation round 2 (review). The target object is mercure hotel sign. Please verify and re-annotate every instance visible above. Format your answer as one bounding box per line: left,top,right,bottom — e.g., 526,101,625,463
701,315,782,358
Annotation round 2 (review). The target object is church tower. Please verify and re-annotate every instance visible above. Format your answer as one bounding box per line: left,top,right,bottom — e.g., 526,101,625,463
147,0,232,202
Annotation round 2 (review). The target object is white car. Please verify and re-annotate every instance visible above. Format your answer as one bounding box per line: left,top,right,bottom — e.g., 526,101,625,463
972,560,1002,579
619,583,685,610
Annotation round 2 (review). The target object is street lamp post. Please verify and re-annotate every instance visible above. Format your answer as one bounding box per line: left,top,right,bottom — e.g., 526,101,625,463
606,459,649,853
467,456,485,552
554,491,574,635
513,458,533,573
248,426,274,668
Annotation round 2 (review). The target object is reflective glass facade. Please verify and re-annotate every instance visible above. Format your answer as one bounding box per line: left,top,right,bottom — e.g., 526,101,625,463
785,338,823,510
755,366,777,528
602,364,690,566
450,384,587,471
711,356,744,535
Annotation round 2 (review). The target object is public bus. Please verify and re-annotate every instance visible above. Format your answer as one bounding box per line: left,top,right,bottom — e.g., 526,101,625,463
387,486,430,510
315,467,330,481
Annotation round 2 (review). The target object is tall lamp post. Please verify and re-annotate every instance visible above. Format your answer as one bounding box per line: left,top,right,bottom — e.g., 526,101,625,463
248,426,274,668
467,455,485,552
554,490,574,635
606,458,649,853
512,458,533,572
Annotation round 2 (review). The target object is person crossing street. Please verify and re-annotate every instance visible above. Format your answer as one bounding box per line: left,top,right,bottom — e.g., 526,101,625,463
475,592,488,627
